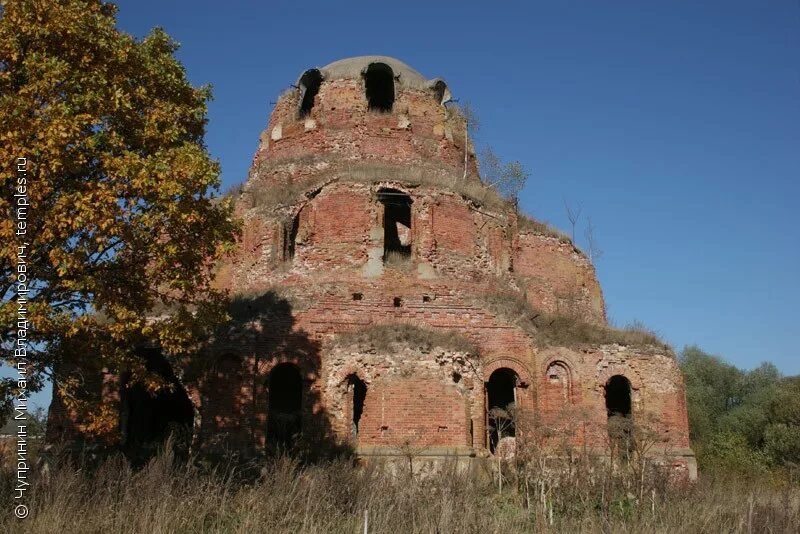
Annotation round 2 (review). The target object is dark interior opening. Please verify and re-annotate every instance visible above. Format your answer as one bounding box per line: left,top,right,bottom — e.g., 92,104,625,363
267,363,303,448
605,375,632,418
283,215,299,261
605,375,633,453
487,368,517,453
378,188,411,263
347,374,367,440
298,69,322,117
364,63,394,112
431,80,449,105
121,349,194,463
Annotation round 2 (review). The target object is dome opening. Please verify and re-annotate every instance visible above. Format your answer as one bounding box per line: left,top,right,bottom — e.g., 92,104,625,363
364,63,394,112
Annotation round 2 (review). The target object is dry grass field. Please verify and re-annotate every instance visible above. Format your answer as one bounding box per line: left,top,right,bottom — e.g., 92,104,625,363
1,444,797,533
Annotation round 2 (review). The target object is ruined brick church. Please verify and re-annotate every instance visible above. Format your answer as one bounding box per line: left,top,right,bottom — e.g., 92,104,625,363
48,56,695,476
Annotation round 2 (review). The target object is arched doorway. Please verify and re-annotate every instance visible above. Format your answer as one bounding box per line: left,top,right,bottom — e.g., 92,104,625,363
486,368,518,453
120,349,194,463
267,363,303,448
605,375,633,452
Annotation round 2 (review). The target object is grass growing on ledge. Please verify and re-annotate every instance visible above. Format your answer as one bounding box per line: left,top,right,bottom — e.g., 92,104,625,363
239,159,580,250
335,323,476,355
479,291,668,351
517,214,573,244
242,159,504,211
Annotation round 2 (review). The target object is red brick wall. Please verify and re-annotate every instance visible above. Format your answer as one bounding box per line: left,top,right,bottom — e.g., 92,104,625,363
514,232,606,322
356,377,468,448
431,197,476,256
254,81,474,180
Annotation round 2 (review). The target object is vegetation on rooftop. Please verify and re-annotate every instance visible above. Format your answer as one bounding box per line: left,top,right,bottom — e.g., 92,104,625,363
335,323,476,355
479,291,667,351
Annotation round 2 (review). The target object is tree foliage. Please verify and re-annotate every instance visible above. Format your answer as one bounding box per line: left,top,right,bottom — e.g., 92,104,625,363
680,346,800,470
0,0,237,435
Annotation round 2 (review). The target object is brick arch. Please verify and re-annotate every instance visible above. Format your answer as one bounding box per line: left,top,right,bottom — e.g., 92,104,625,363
539,357,586,413
331,365,372,388
597,365,643,392
483,357,532,387
542,360,574,383
255,357,310,381
540,354,579,379
596,366,646,420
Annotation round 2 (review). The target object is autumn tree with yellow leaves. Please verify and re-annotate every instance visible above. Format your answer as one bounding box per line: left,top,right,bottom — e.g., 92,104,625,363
0,0,238,437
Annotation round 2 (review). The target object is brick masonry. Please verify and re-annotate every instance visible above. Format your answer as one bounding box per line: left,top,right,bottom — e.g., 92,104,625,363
48,56,695,476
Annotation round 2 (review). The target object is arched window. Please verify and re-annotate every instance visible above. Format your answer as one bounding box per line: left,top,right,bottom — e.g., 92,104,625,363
545,361,572,400
377,188,411,263
364,62,394,112
486,368,518,453
605,375,632,418
298,69,322,117
120,349,194,463
267,363,303,448
430,79,450,105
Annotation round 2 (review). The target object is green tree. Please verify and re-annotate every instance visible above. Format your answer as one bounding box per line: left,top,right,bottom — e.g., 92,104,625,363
681,346,800,470
0,0,237,436
763,377,800,465
679,346,743,444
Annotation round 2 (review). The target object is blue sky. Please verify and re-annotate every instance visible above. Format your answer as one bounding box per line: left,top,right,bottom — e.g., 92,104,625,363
20,1,800,408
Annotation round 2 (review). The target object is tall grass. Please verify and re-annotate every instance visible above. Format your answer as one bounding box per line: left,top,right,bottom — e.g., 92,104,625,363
2,445,797,533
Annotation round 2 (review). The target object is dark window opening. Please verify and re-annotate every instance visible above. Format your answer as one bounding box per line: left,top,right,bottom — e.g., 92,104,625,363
283,215,299,261
120,349,194,464
393,297,402,307
487,368,517,453
378,188,411,263
267,363,303,449
347,374,367,440
364,63,394,112
422,295,431,303
431,80,449,105
298,69,322,118
605,375,633,453
352,292,363,301
605,375,632,418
